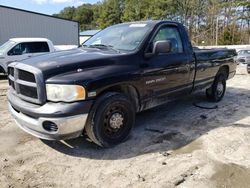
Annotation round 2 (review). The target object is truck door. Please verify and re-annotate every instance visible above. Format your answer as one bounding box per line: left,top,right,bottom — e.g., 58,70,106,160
142,25,193,101
5,42,50,68
6,42,34,64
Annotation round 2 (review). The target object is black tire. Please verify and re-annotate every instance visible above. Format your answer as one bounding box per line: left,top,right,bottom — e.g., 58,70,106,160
85,92,135,147
206,70,227,102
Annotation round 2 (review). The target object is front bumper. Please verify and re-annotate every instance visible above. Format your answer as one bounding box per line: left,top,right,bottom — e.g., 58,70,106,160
9,103,88,140
8,91,93,140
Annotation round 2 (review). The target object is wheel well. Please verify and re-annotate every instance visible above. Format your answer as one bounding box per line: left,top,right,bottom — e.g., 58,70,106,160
218,65,229,79
0,66,5,74
98,85,140,112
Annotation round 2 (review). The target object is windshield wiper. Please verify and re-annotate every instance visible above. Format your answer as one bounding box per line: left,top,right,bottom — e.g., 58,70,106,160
88,44,120,53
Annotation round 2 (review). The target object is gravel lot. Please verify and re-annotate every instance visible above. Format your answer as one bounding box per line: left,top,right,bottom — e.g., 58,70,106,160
1,65,250,188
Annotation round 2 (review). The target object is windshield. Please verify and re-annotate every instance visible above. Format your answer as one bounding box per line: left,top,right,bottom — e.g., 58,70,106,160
0,41,15,54
238,50,250,55
83,23,152,52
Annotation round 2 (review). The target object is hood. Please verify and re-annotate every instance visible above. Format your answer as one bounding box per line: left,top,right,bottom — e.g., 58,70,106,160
237,54,250,59
20,48,126,79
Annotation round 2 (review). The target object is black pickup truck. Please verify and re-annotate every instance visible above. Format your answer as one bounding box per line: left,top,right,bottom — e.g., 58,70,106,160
7,21,237,147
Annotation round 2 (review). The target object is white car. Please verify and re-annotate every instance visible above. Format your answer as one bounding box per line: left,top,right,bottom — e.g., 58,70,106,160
236,49,250,64
0,38,77,74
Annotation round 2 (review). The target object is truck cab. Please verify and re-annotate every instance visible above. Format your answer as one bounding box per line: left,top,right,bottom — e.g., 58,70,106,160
0,38,55,73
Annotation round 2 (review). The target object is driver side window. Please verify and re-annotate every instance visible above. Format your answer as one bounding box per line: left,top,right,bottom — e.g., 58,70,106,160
8,43,30,56
148,26,184,54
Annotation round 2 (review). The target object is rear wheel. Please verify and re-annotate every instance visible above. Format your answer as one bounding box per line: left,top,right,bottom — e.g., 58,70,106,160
206,70,227,102
85,92,135,147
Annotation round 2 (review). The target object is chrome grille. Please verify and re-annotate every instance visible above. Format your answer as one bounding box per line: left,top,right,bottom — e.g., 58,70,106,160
18,70,36,82
8,63,46,104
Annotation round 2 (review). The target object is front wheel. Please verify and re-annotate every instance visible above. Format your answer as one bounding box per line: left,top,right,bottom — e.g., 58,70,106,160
206,72,226,102
85,92,135,147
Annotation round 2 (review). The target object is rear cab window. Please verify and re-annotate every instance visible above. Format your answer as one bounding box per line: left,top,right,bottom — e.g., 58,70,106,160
29,42,50,53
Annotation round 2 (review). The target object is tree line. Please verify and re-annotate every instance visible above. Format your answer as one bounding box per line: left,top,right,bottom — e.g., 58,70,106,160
53,0,250,46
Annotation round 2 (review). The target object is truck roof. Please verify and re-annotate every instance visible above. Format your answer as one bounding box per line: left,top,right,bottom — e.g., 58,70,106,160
9,38,51,43
117,20,180,26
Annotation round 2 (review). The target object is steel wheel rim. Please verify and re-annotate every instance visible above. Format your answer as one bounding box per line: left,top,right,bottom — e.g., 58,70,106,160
103,104,128,139
216,81,224,97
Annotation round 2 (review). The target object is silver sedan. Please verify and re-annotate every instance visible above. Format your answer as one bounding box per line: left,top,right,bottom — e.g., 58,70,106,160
237,49,250,64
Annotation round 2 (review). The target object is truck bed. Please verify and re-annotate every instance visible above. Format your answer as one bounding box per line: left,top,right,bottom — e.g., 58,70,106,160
193,48,237,91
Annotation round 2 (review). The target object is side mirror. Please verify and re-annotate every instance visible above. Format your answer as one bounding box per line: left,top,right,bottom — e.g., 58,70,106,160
153,40,171,55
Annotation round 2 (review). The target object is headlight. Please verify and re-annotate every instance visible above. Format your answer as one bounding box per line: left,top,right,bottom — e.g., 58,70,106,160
46,84,86,102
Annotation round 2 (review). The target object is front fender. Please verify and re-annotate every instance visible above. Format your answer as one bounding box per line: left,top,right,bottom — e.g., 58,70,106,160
45,64,142,100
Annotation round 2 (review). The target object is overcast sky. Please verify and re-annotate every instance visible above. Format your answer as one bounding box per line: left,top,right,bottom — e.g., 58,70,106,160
0,0,98,15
